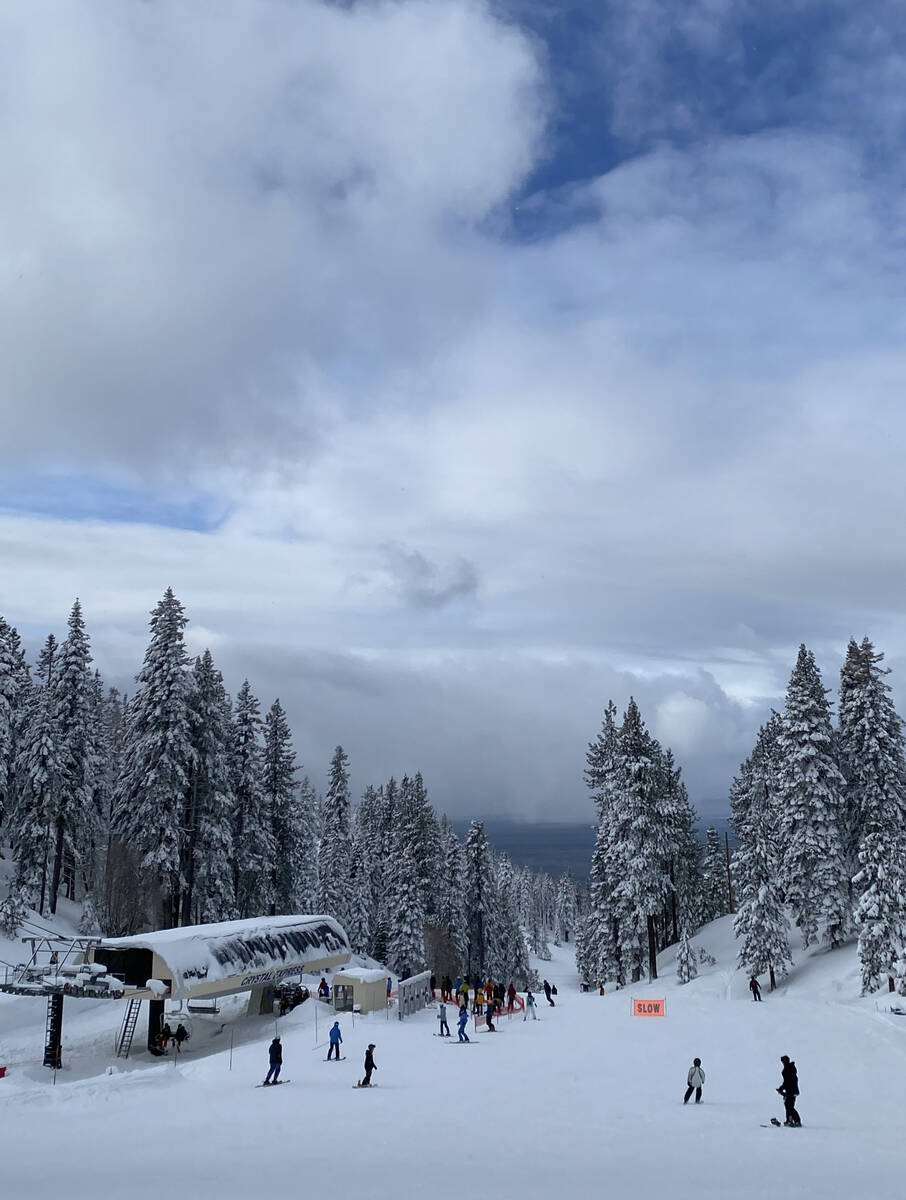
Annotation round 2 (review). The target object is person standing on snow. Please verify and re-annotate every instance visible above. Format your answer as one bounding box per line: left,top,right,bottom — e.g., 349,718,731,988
438,1000,451,1037
777,1055,801,1126
327,1020,343,1060
264,1036,283,1085
360,1043,377,1086
506,982,517,1013
749,976,762,1001
457,1005,470,1042
542,980,555,1007
524,990,537,1020
683,1058,705,1104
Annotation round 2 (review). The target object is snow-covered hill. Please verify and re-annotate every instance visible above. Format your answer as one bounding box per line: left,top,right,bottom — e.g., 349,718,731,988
1,909,905,1200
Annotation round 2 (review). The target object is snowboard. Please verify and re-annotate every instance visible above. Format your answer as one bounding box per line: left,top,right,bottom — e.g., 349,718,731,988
256,1080,291,1088
760,1118,801,1127
353,1082,378,1088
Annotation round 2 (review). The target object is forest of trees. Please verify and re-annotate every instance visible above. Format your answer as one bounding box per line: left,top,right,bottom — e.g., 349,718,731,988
6,595,901,999
0,591,576,989
731,640,906,996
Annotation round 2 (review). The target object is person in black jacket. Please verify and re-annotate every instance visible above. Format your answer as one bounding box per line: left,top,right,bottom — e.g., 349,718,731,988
777,1055,801,1126
264,1036,283,1085
360,1043,377,1087
542,980,555,1007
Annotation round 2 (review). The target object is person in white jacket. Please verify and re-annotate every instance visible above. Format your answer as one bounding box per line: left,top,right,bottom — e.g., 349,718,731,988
684,1058,705,1104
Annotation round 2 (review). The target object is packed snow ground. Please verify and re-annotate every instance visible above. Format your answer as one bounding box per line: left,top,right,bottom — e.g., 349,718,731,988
2,909,906,1200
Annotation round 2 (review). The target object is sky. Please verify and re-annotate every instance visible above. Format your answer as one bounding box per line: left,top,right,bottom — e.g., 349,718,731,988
3,0,906,824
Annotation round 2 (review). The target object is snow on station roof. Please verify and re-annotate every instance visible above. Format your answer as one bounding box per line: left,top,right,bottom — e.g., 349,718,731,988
92,914,350,999
333,967,388,984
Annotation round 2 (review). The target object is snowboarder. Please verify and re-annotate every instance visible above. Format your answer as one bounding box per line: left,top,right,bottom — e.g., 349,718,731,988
524,990,537,1020
749,976,762,1002
360,1043,377,1086
457,1006,470,1042
683,1058,705,1104
777,1055,801,1126
264,1036,282,1085
328,1021,343,1060
438,1001,450,1037
542,980,555,1007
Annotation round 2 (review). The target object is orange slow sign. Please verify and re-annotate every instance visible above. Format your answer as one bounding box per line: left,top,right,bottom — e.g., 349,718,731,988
632,998,666,1017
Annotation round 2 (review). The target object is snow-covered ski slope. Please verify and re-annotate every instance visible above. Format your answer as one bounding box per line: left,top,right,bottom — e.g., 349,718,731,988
2,912,906,1200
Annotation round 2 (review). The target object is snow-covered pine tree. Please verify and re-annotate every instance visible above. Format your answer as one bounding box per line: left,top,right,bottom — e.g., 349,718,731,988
675,926,698,984
10,680,57,914
579,700,625,986
79,669,110,905
385,776,426,976
263,698,302,916
355,785,385,948
612,698,674,981
232,681,274,919
435,815,467,966
0,615,30,845
47,600,95,913
733,808,793,991
295,776,320,912
317,746,353,932
491,853,531,986
554,873,577,944
778,645,849,948
36,633,58,687
464,819,494,980
113,588,194,928
346,831,372,954
187,651,235,923
730,713,782,904
700,826,727,924
838,638,906,990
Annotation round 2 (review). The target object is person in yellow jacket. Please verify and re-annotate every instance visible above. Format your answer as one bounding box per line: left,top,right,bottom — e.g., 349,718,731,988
474,987,485,1015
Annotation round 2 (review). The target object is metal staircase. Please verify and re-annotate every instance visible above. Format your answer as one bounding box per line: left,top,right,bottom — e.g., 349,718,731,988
115,997,142,1058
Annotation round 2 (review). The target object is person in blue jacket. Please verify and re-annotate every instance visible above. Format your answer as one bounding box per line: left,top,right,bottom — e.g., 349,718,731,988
328,1020,343,1060
264,1036,282,1084
457,1005,470,1043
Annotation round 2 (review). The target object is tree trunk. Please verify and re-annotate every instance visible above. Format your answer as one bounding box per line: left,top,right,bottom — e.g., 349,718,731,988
769,964,776,991
49,813,65,915
647,914,658,980
889,975,895,993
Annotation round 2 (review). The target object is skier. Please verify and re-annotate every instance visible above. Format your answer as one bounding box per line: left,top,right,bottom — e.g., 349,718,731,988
777,1055,801,1126
457,1005,470,1042
264,1036,282,1085
485,999,496,1032
438,1000,450,1037
542,980,555,1007
749,976,762,1002
683,1058,705,1104
328,1020,343,1060
360,1043,377,1087
474,986,485,1015
524,990,537,1020
174,1023,189,1051
507,982,517,1013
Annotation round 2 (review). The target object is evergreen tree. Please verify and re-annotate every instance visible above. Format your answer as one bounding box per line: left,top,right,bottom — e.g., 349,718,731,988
0,615,30,842
778,645,849,948
113,588,193,928
346,832,372,954
675,926,698,984
700,827,727,923
436,815,467,963
838,638,906,991
10,681,57,913
317,746,353,931
295,776,320,912
385,784,426,977
464,820,494,980
554,873,577,944
48,600,96,913
188,651,235,923
263,699,301,915
232,681,274,918
733,811,793,990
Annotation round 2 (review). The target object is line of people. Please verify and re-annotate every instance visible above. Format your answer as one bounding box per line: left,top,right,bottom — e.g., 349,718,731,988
437,986,540,1040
